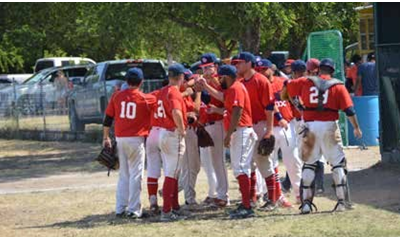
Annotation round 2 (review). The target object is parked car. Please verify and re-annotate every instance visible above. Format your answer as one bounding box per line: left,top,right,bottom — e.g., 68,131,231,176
0,65,90,117
68,59,167,132
0,74,33,87
34,57,95,73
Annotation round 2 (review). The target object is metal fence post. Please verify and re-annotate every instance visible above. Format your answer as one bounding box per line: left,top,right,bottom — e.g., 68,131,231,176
12,78,19,134
40,82,47,139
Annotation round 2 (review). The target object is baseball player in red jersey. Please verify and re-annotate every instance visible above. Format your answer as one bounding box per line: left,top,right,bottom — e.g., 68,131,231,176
102,68,156,219
233,52,290,211
282,58,362,214
197,53,229,207
257,59,302,206
155,63,188,222
200,65,258,219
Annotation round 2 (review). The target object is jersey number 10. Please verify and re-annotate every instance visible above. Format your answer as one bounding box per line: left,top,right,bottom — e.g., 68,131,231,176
309,87,329,104
120,101,137,119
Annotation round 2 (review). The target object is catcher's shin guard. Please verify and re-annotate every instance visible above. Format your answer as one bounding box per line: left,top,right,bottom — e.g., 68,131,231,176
299,163,318,212
331,158,353,210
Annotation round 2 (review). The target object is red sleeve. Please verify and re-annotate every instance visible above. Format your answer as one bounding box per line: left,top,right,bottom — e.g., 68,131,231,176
337,85,354,111
286,79,305,97
144,93,157,109
105,96,115,117
261,78,274,107
184,97,195,112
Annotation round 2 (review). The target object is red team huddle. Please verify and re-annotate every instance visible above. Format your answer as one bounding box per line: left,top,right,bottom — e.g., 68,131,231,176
102,52,363,221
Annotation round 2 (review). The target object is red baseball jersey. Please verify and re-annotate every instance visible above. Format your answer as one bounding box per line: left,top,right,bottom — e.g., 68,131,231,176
105,88,156,137
156,85,187,130
286,74,353,121
207,82,224,122
271,77,293,126
223,80,253,131
240,72,275,124
149,90,162,127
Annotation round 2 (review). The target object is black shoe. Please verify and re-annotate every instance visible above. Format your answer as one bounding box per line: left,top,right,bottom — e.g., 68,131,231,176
115,211,126,218
126,212,141,219
258,200,277,212
229,205,255,219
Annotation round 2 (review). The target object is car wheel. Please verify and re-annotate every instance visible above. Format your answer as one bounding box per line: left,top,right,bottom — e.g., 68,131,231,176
69,102,85,132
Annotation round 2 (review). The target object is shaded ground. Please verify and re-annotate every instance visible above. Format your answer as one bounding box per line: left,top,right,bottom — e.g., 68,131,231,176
0,139,400,236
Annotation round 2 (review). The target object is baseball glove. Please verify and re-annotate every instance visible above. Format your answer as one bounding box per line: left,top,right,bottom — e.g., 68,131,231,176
257,135,275,156
196,126,214,148
95,141,119,176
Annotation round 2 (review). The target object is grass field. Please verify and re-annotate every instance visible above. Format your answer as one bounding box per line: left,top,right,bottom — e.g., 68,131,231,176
0,139,400,236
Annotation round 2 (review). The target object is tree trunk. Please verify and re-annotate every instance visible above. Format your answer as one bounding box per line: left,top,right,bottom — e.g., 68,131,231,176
241,18,261,54
217,40,237,59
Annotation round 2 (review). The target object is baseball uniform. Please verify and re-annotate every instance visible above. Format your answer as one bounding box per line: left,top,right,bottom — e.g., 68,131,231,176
105,88,156,217
224,80,258,209
156,85,187,213
270,76,302,199
286,73,354,212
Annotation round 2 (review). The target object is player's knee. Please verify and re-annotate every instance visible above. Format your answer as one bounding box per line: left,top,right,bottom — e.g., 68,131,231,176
302,163,317,185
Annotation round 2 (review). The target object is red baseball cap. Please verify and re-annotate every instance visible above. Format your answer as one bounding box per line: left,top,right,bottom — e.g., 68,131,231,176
284,59,295,67
306,58,320,72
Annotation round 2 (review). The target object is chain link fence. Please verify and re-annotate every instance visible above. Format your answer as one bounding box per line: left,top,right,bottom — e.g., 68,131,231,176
0,78,164,142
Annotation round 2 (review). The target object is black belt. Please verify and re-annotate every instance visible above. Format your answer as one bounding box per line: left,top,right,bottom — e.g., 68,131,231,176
304,107,338,112
205,121,216,126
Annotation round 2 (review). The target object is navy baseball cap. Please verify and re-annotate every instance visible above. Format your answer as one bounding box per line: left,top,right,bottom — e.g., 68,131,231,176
125,67,144,81
256,59,272,68
291,60,307,72
184,69,193,81
218,65,237,78
200,53,218,67
190,61,201,72
320,58,335,71
235,52,256,64
168,63,186,76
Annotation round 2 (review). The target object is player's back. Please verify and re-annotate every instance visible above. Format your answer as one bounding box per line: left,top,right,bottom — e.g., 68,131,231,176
156,85,187,130
109,88,156,137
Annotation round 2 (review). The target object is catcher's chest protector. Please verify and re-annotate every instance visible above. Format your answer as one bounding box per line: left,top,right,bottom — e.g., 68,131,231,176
307,76,343,111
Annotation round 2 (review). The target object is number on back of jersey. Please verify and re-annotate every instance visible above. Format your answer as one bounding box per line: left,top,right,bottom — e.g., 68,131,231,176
120,101,137,119
309,86,329,104
155,100,166,118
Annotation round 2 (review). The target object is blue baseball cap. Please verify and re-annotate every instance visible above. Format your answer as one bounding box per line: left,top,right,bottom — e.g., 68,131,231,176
218,65,237,78
256,59,272,68
168,63,186,76
320,58,335,71
235,52,256,64
291,60,307,72
190,61,201,72
200,53,218,67
125,67,144,81
184,69,193,81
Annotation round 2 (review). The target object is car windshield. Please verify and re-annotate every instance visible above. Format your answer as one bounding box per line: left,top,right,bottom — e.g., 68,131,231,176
23,70,52,85
105,62,166,81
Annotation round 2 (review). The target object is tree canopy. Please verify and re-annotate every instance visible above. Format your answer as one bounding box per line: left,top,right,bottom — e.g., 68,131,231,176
0,2,362,73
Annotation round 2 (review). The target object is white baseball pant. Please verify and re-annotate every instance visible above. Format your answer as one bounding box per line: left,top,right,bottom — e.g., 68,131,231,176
146,127,162,179
230,127,258,177
271,121,302,198
159,129,186,179
115,136,145,217
199,121,229,200
179,127,201,204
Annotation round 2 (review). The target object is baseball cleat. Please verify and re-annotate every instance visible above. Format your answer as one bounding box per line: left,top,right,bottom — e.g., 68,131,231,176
316,188,325,196
277,196,293,208
333,200,346,212
299,200,318,214
160,211,187,222
211,198,229,208
149,204,160,216
202,196,215,205
229,205,255,219
126,212,140,219
258,200,277,212
115,211,126,218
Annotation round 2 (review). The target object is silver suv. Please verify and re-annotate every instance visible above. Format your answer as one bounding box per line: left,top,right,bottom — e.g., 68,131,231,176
68,59,167,132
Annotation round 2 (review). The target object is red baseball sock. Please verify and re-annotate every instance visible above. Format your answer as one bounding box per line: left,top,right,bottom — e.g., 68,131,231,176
237,174,251,209
274,167,282,201
147,177,158,200
172,178,180,210
265,174,276,203
250,171,257,203
162,177,176,213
